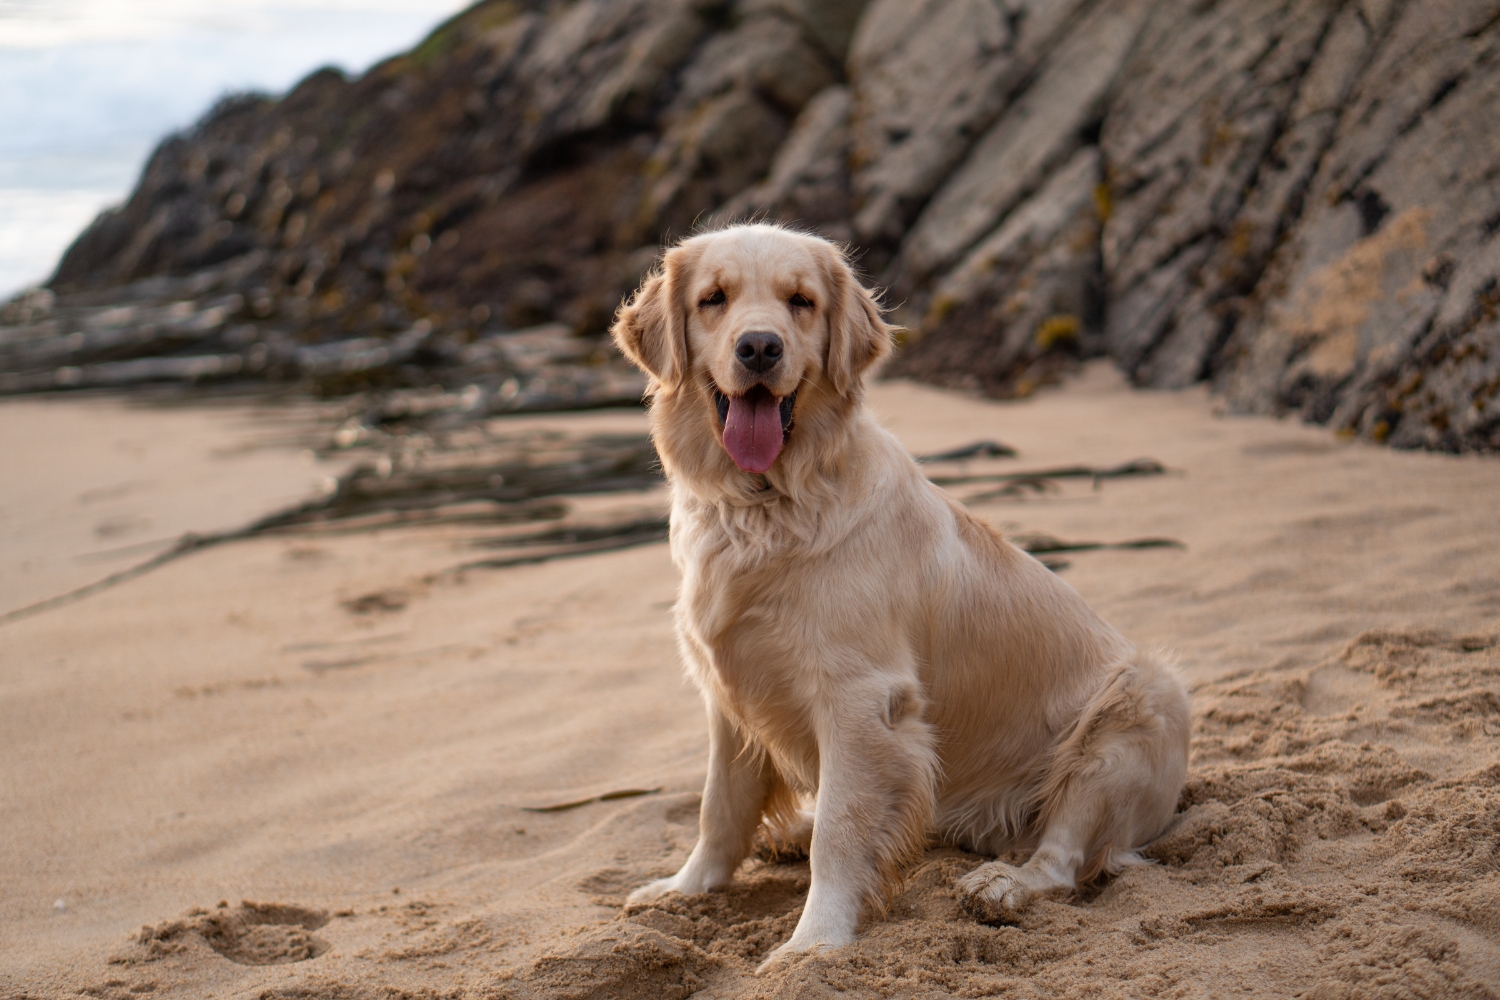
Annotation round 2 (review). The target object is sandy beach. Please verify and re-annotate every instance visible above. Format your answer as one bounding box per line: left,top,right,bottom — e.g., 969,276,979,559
4,365,1498,998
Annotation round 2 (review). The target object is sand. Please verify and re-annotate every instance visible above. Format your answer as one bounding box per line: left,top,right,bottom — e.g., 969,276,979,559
3,363,1498,999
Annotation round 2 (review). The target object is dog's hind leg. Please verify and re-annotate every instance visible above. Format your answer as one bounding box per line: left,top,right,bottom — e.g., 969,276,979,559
628,699,778,904
957,790,1114,921
958,653,1190,921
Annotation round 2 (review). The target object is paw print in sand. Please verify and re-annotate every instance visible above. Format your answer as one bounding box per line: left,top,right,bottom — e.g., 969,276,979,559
135,900,330,965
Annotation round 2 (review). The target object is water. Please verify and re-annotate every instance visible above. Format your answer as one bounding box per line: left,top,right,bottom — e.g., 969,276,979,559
0,0,471,299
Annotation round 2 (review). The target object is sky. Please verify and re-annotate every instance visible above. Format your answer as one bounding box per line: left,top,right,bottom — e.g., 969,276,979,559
0,0,472,299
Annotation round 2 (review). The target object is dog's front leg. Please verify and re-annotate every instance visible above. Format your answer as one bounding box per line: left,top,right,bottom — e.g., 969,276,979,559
628,700,774,904
761,683,936,969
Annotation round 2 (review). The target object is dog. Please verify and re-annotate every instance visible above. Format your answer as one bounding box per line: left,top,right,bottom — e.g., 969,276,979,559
611,223,1190,967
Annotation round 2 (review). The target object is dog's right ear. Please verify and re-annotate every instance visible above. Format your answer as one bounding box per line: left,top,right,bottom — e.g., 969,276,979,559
611,247,689,394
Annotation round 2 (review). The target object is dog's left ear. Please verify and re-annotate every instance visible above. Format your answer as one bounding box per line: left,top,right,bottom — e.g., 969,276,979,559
825,250,893,398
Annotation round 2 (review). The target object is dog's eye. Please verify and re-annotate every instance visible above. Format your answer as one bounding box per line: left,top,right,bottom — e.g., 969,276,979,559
699,289,726,308
789,293,814,310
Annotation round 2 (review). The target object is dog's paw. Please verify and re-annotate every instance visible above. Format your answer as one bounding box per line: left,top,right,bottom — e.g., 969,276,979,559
755,935,835,974
755,910,856,973
625,876,680,906
956,861,1040,924
754,943,803,974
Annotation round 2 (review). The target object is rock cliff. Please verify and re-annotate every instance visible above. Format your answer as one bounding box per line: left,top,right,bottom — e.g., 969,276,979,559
3,0,1497,450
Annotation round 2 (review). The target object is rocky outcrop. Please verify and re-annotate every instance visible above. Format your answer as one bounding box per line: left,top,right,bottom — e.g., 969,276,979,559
4,0,1498,451
1218,0,1500,451
892,0,1500,454
892,147,1106,397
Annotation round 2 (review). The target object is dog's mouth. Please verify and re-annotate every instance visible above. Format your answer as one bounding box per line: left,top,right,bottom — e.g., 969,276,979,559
711,383,796,475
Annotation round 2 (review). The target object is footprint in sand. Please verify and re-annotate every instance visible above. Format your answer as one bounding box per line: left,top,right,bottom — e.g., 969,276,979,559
136,900,331,966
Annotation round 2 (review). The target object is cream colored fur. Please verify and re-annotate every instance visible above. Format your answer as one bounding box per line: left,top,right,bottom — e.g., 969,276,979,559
612,224,1190,968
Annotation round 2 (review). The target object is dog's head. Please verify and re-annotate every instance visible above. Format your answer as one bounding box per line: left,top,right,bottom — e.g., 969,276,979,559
611,224,891,477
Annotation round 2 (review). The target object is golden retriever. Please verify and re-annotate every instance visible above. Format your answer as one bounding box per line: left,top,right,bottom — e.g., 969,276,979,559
611,223,1190,967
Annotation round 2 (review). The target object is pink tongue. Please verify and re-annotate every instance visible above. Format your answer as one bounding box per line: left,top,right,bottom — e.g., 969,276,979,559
722,391,785,474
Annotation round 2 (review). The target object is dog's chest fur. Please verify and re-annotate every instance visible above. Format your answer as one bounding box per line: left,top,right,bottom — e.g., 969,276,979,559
668,492,867,787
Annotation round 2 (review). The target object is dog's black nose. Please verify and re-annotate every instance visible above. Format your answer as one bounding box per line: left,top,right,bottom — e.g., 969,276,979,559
734,331,783,373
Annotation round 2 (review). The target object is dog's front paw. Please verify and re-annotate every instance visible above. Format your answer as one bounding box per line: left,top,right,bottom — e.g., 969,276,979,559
755,934,838,974
625,876,681,906
956,861,1039,924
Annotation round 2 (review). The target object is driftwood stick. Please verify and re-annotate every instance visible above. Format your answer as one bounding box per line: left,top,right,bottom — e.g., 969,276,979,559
928,458,1167,487
915,440,1018,462
520,787,663,812
1013,533,1185,555
433,517,671,578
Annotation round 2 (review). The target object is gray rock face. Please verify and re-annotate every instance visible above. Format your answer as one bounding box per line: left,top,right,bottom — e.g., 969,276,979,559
633,9,838,240
845,0,1094,247
745,0,871,59
1100,0,1353,379
890,147,1104,396
880,0,1499,452
512,0,713,150
714,84,855,240
8,0,1500,453
1220,0,1500,451
892,0,1148,291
